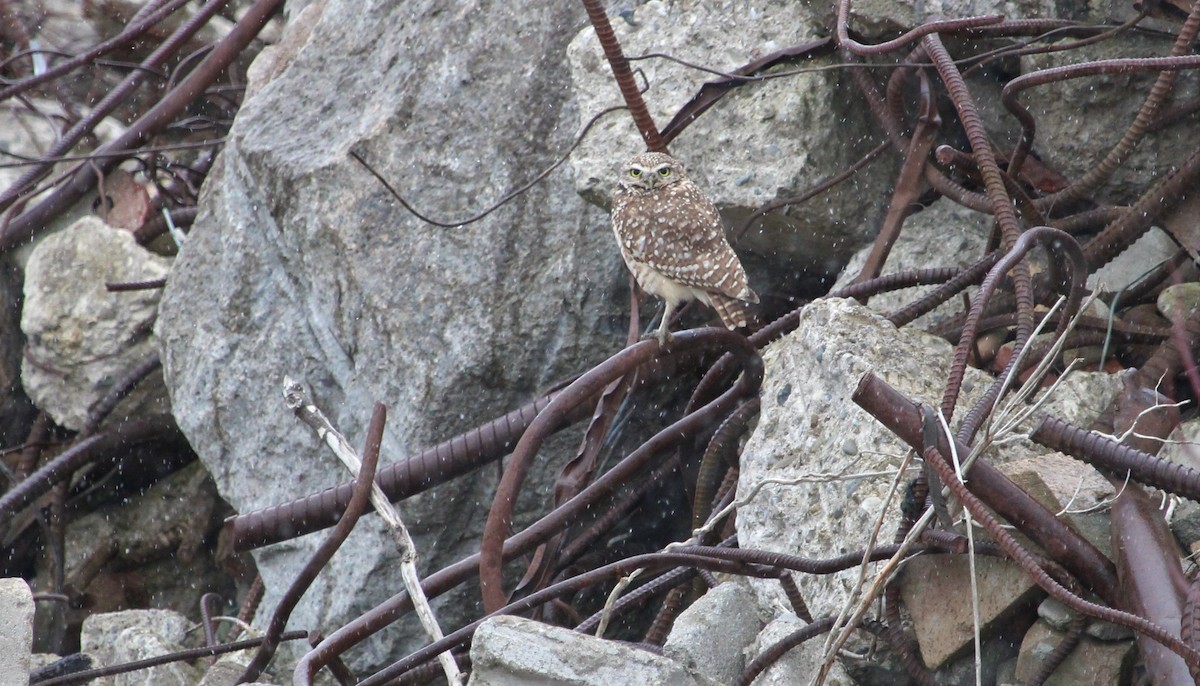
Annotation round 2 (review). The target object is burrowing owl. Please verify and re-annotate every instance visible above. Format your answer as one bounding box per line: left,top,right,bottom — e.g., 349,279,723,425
611,152,758,345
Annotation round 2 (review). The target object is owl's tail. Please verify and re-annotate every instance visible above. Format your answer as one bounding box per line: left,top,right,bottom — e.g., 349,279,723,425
710,291,758,330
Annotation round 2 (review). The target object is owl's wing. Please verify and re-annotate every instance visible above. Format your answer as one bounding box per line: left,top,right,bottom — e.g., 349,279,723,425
650,186,757,303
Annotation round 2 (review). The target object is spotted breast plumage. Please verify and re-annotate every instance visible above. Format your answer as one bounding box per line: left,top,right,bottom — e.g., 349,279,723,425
610,151,758,344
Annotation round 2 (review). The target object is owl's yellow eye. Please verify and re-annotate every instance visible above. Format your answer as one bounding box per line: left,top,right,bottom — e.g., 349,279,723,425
629,169,642,178
658,168,672,177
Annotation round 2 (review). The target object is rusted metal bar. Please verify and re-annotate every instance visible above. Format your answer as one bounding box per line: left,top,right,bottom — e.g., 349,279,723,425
228,390,588,551
0,0,282,252
479,329,761,613
915,406,1200,668
0,0,195,103
1111,484,1192,685
293,370,758,684
580,0,665,152
238,403,386,683
852,372,1120,599
0,414,181,524
1031,416,1200,500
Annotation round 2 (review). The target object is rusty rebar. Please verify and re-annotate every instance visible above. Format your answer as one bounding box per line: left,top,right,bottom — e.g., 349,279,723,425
853,372,1120,598
692,397,759,530
0,0,282,252
229,389,582,550
1007,0,1200,198
580,0,665,152
479,329,761,613
916,406,1200,668
835,0,1002,55
0,0,195,103
1183,576,1200,683
294,370,758,684
1032,415,1200,501
238,403,386,683
361,552,780,686
1109,480,1193,684
851,71,941,289
0,414,180,524
31,631,309,686
0,0,232,212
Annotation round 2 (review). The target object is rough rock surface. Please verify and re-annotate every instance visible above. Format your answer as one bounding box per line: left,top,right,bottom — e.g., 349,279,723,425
0,579,33,686
1018,33,1200,207
156,0,626,669
79,609,201,686
735,297,1123,656
566,0,894,276
468,615,699,686
663,581,766,685
736,297,991,622
747,614,854,686
831,199,992,331
22,217,170,431
1014,619,1135,685
899,555,1040,668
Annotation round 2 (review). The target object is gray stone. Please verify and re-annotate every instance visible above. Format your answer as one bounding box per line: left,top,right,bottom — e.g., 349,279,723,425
1037,598,1075,632
468,615,698,686
1088,227,1178,294
842,0,1068,39
899,555,1040,668
736,297,991,622
1002,452,1116,558
566,0,893,276
1018,33,1200,208
1168,498,1200,553
736,297,1122,642
746,615,854,686
831,199,992,331
156,0,628,672
1015,619,1134,685
198,652,254,686
1158,282,1200,324
80,609,202,686
664,581,766,685
1084,619,1135,642
21,216,170,431
0,579,33,686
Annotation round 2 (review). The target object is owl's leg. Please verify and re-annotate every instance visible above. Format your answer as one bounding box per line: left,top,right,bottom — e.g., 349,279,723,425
653,299,676,347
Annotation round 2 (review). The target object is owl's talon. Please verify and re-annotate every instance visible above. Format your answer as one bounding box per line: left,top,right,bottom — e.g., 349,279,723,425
639,328,672,347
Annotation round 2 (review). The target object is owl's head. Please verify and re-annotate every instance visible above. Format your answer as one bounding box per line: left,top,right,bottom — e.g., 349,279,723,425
618,152,687,192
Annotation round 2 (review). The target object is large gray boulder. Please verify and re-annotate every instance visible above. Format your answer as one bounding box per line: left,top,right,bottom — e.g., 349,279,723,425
157,0,626,670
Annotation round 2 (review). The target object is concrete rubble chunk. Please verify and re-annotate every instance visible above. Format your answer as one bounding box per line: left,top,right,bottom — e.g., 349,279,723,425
156,0,629,670
80,609,201,686
21,216,170,431
1020,33,1200,207
899,555,1041,668
664,581,766,685
1014,619,1134,685
566,0,892,275
737,297,992,623
831,199,992,332
468,615,699,686
0,578,34,686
